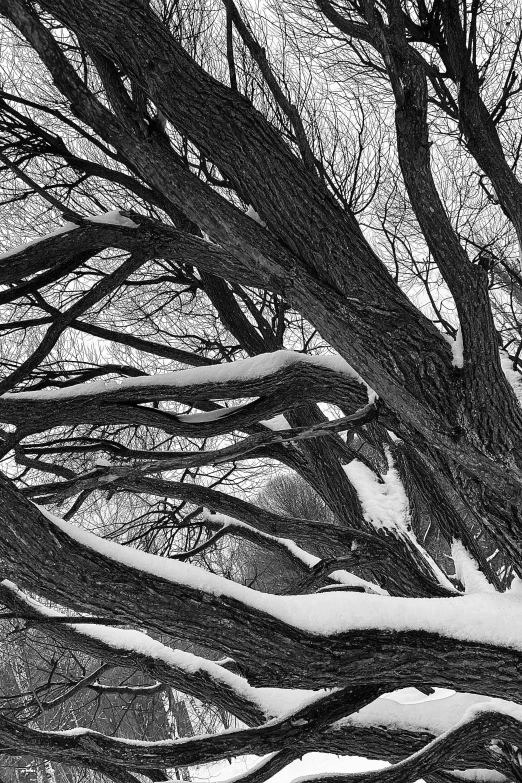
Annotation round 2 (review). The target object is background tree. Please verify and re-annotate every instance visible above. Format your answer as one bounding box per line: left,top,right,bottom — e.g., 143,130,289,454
0,0,521,781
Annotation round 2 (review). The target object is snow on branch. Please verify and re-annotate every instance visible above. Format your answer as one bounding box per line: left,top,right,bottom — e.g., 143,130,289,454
341,692,522,735
0,352,373,445
0,210,267,293
2,349,371,403
1,684,515,783
200,511,387,595
0,683,381,770
200,510,319,570
451,540,498,594
7,582,518,778
344,449,410,535
2,481,522,698
0,580,271,726
28,503,522,651
28,478,351,557
2,510,522,779
222,703,522,783
344,448,457,594
0,210,135,260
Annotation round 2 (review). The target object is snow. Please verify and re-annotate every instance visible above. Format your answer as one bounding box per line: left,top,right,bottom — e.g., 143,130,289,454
260,414,291,431
443,329,464,368
279,538,320,568
245,206,266,227
251,689,322,718
339,692,521,735
451,540,496,594
75,625,272,713
1,576,519,783
0,579,280,719
382,687,455,704
87,210,138,228
500,351,522,406
332,693,521,783
343,451,455,593
507,576,522,597
259,688,334,722
407,531,458,593
448,771,506,782
0,210,137,260
203,511,320,569
2,350,369,401
463,699,522,722
343,450,409,534
33,504,522,650
176,405,244,423
43,694,521,757
451,328,464,368
54,727,90,736
325,571,388,595
194,754,387,783
205,512,387,592
0,222,77,260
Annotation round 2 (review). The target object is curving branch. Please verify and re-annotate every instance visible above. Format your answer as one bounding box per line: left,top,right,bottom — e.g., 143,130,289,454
0,684,385,769
270,708,522,783
0,251,149,394
0,580,269,726
19,403,378,485
0,480,521,698
0,213,268,290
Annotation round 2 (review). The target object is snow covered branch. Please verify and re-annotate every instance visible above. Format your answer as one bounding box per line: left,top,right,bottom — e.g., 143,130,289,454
0,479,521,700
0,211,269,291
0,685,383,769
0,581,269,726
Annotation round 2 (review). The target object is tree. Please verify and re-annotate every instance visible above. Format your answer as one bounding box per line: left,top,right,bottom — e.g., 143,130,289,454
0,0,522,780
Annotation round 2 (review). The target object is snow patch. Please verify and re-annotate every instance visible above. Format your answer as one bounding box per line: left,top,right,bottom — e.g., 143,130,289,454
341,691,522,735
87,210,138,228
245,206,266,227
463,699,522,723
260,414,291,431
447,771,506,782
326,570,389,595
443,328,464,368
343,451,455,593
451,539,496,594
0,222,77,260
344,450,409,533
279,538,320,568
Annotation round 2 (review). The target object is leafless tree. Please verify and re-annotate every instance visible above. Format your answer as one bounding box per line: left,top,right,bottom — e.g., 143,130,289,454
0,0,521,781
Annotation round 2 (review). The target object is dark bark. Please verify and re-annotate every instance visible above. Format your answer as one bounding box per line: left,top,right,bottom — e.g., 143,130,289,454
0,1,521,780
